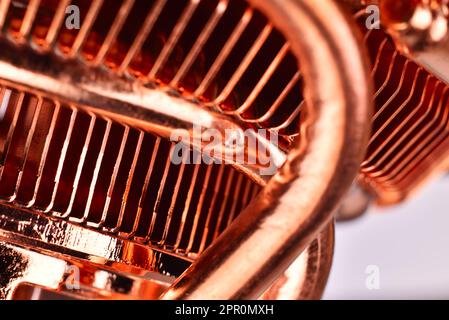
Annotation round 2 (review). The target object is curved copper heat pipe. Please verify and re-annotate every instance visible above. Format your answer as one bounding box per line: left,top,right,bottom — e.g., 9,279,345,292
261,222,335,300
0,0,369,300
0,35,328,299
161,0,373,300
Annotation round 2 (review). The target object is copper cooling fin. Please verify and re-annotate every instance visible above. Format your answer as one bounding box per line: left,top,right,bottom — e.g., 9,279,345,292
0,0,448,300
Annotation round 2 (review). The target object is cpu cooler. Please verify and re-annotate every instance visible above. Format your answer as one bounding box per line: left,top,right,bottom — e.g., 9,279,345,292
0,0,448,300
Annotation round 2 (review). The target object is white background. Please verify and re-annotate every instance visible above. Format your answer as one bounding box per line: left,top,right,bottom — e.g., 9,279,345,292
323,177,449,299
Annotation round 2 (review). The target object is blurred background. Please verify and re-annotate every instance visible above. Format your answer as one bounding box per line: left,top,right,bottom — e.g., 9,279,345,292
324,177,449,299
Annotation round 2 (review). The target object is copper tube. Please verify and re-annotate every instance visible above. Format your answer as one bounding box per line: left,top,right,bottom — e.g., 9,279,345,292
0,39,285,185
161,0,373,300
261,222,334,300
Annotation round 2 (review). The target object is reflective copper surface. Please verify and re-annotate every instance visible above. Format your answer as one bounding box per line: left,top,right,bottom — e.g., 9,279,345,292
0,0,448,300
161,0,372,299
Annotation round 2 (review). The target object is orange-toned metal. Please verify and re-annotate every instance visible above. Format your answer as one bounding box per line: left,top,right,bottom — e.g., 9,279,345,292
380,0,449,83
1,0,449,300
0,204,172,299
161,0,372,299
261,222,334,300
0,0,351,300
353,2,449,204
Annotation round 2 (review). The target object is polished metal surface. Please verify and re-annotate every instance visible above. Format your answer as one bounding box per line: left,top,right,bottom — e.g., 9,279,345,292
0,241,170,300
261,222,334,300
0,0,448,301
0,39,284,184
161,0,372,299
380,0,449,84
0,204,191,275
0,0,346,300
